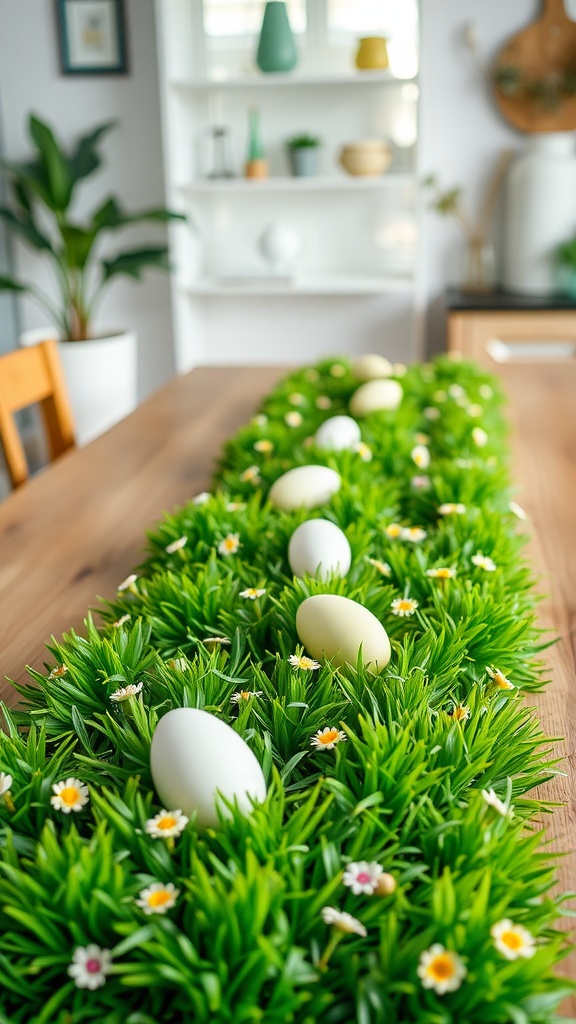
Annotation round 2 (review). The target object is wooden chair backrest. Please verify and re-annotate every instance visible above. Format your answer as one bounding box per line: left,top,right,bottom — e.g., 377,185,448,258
0,339,75,489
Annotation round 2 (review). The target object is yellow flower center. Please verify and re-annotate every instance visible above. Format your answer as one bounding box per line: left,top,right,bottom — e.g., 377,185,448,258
59,786,81,806
157,815,177,831
451,706,468,721
386,524,402,537
501,930,523,950
494,672,512,689
239,691,251,700
224,538,237,550
398,600,415,612
436,568,453,579
147,890,172,908
318,729,340,745
427,954,456,981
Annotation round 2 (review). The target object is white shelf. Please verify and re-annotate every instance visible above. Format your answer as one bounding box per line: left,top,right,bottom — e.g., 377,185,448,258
178,174,415,194
184,274,415,296
172,70,416,90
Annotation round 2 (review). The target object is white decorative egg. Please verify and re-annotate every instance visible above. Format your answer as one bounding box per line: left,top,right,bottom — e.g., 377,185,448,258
150,708,267,829
296,594,391,674
288,519,352,580
268,465,341,512
314,415,361,451
353,354,394,380
349,379,403,417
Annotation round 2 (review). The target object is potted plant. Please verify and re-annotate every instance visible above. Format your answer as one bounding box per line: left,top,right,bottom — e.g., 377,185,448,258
0,114,185,445
555,235,576,298
285,133,321,177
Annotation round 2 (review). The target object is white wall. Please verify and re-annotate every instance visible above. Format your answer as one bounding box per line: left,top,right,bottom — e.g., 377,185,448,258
418,0,576,353
0,0,175,398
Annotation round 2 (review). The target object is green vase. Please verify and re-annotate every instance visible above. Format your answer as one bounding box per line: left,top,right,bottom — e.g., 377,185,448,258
256,2,297,73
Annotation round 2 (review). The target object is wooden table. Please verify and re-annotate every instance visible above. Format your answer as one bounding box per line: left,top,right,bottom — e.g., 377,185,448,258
0,363,575,991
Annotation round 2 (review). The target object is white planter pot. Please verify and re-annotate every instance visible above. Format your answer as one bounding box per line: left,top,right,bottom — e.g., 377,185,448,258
502,133,576,296
20,329,137,447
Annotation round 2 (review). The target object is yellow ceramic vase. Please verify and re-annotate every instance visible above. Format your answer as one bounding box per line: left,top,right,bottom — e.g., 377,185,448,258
355,37,389,71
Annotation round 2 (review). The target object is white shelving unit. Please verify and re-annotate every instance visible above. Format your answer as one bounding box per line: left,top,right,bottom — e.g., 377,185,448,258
155,0,422,371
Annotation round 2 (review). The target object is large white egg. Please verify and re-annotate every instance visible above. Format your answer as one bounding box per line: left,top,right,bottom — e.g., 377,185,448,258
288,519,352,580
350,379,403,417
314,415,361,451
268,465,341,512
353,354,394,380
150,708,267,829
296,594,391,674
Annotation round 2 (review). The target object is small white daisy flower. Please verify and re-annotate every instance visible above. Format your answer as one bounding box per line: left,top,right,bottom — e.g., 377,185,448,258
192,491,211,505
51,778,89,814
423,406,441,421
449,704,470,722
136,882,180,915
368,558,391,577
113,614,131,628
401,526,427,543
145,809,189,839
342,861,387,896
110,682,143,703
426,567,457,579
168,657,188,670
68,945,112,990
438,502,466,516
316,395,332,410
165,536,187,554
285,411,303,428
305,368,319,382
472,552,496,572
254,439,274,454
49,663,69,679
411,445,430,469
479,383,493,400
354,442,373,462
448,383,465,399
472,426,488,448
226,502,247,512
391,597,419,617
288,653,321,670
218,533,241,556
288,392,306,406
509,500,528,521
411,475,430,490
330,363,346,377
482,788,512,817
0,772,13,797
230,690,264,704
321,906,367,937
468,403,484,417
239,587,266,600
240,465,261,484
253,413,268,426
203,637,231,649
491,919,536,960
417,944,467,994
486,666,514,690
311,727,347,751
385,523,403,539
117,573,138,592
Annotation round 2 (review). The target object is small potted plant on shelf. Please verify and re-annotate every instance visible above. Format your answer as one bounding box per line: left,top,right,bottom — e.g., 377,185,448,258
0,114,185,445
285,133,321,177
555,235,576,298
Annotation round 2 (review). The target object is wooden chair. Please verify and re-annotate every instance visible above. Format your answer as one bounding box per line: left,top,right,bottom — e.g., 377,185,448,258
0,339,75,489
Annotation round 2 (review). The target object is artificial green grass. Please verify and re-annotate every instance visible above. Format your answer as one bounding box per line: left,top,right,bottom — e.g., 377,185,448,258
0,355,572,1024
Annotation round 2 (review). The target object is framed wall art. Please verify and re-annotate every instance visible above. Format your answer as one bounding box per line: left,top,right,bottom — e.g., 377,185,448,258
56,0,128,75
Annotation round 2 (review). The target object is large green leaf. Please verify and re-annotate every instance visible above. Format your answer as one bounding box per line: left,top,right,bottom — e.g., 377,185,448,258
0,275,29,293
3,158,54,210
92,196,185,232
59,224,97,270
101,246,171,283
28,115,72,212
67,121,116,183
0,205,52,252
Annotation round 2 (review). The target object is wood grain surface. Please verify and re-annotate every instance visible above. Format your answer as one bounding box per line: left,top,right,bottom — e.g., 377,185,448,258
0,361,574,992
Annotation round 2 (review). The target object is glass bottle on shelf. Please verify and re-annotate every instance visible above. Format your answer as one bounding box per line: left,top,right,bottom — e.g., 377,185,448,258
207,126,235,179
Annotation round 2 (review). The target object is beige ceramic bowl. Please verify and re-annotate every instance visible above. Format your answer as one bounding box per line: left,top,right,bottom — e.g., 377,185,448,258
339,139,392,177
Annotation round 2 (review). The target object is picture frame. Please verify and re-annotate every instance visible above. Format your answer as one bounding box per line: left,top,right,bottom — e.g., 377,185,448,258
56,0,128,75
